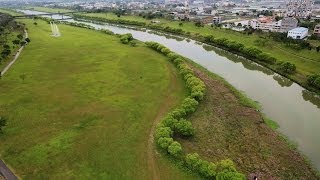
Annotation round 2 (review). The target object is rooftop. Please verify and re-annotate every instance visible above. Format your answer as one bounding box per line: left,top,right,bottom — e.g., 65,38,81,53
289,27,309,33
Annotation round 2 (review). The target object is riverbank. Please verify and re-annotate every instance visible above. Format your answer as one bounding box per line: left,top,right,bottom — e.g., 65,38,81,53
55,17,320,172
72,13,320,94
144,40,319,178
182,58,320,179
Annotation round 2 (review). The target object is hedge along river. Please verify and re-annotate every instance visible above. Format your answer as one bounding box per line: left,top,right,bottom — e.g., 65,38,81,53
18,10,320,171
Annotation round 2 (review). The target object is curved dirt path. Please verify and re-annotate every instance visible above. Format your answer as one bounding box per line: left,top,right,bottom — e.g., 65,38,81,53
147,64,180,180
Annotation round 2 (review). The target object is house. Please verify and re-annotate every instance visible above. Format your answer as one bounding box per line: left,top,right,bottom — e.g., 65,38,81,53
314,24,320,37
287,27,309,39
212,16,222,24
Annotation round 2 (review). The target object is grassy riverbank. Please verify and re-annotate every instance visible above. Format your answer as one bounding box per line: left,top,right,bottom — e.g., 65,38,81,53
0,19,195,179
75,12,320,93
25,6,73,13
145,41,319,179
180,59,319,179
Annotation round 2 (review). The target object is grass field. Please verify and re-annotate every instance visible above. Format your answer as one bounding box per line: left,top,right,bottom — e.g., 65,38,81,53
26,6,73,13
0,8,21,16
0,19,196,179
80,13,320,77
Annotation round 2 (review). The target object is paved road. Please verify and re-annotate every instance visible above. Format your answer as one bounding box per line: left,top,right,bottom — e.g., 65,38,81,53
0,30,28,77
0,160,17,180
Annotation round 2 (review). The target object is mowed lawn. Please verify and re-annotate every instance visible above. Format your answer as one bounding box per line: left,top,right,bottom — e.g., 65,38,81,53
0,19,190,179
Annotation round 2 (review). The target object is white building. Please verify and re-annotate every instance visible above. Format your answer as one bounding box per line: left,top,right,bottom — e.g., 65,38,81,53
249,16,298,32
287,27,309,39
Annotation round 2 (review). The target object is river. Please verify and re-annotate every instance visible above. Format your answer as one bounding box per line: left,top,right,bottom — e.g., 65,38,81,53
17,10,320,171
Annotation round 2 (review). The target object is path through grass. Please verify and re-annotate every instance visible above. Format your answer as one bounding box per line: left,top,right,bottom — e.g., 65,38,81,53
0,19,194,179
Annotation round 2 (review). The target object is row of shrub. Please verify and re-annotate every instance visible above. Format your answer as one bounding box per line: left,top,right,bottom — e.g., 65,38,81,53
146,41,245,179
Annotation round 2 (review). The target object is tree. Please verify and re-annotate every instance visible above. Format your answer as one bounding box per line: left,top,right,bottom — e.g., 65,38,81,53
167,141,182,157
25,38,31,43
175,119,194,136
33,22,37,25
316,46,320,52
17,34,23,40
195,21,203,27
157,137,174,149
0,117,7,134
278,62,296,74
12,39,20,46
3,44,10,49
20,41,26,46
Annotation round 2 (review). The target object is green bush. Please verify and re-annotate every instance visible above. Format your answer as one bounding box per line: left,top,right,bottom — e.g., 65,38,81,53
155,126,173,140
185,153,203,171
157,137,174,149
120,33,133,44
216,170,245,180
277,61,296,74
170,108,187,119
161,115,178,129
175,119,194,136
167,141,182,157
185,153,217,178
307,74,320,89
181,97,199,114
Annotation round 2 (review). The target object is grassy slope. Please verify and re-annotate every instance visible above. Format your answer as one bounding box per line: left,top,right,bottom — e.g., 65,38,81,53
0,31,21,70
81,13,320,77
0,8,21,16
0,19,194,179
177,60,319,179
26,6,73,13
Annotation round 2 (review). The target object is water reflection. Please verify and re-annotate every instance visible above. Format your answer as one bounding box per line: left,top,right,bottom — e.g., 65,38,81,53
302,90,320,108
273,75,294,87
202,44,274,76
148,31,185,41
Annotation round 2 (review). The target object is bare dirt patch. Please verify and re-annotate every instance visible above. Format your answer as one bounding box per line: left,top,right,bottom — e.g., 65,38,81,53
177,64,319,179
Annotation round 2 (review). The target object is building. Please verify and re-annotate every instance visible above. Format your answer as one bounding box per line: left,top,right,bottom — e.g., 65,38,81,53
249,17,281,32
286,0,315,17
249,16,298,32
279,17,298,32
314,24,320,37
212,16,222,24
287,27,309,39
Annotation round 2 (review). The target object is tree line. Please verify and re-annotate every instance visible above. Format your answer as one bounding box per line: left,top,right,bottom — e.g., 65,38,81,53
146,41,245,179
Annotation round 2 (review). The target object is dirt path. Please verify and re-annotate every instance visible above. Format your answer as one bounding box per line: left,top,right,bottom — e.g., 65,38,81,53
1,30,28,77
146,64,180,180
0,160,18,180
